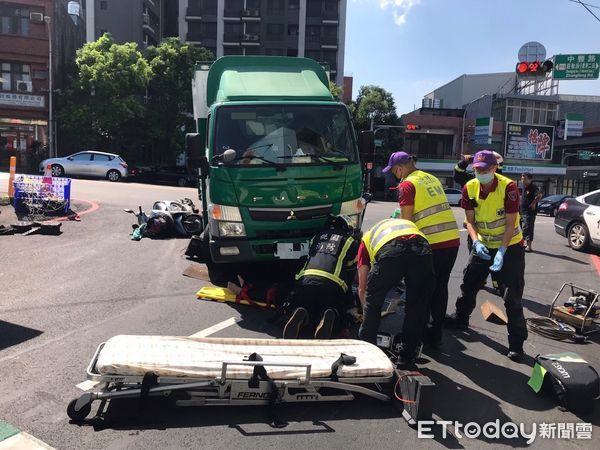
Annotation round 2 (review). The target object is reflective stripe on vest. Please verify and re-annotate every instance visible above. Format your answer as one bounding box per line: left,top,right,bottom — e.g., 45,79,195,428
405,170,459,245
362,218,426,263
295,234,355,292
466,174,523,249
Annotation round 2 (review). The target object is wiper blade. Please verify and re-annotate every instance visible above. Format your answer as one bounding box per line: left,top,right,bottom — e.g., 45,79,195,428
242,155,287,171
278,154,345,170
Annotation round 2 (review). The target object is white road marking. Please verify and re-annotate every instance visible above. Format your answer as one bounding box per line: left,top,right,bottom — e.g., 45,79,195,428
189,316,241,338
76,380,100,391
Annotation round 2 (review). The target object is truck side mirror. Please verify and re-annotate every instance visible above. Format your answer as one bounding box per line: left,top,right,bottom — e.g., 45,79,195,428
186,133,203,169
359,131,375,163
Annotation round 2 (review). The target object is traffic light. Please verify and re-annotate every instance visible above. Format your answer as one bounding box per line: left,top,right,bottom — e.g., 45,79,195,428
405,124,421,131
515,59,553,76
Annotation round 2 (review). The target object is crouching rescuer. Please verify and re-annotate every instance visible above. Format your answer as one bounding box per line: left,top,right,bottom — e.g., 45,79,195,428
446,150,528,360
283,215,360,339
357,218,435,364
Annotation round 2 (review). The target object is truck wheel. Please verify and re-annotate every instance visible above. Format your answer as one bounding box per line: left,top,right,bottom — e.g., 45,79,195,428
207,263,231,287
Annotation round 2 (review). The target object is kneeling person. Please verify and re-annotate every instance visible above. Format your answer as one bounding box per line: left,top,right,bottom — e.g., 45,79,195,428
284,215,360,339
357,218,435,363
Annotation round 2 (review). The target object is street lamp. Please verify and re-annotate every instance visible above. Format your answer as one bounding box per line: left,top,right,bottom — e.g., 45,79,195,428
44,15,54,158
460,94,487,155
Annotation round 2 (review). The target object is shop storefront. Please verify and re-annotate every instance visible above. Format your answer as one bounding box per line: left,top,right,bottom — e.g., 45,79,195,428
0,117,47,171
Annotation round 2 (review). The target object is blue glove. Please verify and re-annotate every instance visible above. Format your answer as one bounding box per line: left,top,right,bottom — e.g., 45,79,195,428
473,240,491,260
490,246,507,272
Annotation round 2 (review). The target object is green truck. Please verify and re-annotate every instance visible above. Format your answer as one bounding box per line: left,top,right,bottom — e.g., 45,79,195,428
186,56,372,282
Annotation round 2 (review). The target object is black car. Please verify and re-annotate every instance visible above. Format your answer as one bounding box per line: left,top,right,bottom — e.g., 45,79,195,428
554,189,600,251
130,166,197,187
537,194,572,217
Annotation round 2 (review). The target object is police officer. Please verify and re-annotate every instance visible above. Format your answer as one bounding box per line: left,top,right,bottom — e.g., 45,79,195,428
383,151,459,349
454,151,506,297
283,215,359,339
357,218,435,364
446,150,528,360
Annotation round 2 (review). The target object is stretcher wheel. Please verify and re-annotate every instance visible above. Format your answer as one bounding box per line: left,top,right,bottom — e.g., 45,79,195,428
67,398,92,422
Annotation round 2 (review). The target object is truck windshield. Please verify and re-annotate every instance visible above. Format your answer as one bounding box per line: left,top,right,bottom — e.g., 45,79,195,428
214,105,357,166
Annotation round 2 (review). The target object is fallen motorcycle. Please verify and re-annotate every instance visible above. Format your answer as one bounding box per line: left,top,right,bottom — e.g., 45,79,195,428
124,198,203,239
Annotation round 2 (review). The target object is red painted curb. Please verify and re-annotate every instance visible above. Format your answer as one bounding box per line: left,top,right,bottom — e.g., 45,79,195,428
591,254,600,277
48,199,99,222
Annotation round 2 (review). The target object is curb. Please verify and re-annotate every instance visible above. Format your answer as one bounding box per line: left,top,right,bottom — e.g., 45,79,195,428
0,421,54,450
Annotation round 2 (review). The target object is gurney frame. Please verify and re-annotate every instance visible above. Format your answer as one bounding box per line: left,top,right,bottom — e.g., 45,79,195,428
67,342,395,422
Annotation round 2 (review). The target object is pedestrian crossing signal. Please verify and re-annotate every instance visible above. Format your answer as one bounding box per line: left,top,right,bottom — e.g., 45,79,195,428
405,124,421,131
515,59,553,76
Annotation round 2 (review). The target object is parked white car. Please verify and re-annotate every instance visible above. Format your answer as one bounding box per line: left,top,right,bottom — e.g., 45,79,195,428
39,151,128,182
444,188,462,206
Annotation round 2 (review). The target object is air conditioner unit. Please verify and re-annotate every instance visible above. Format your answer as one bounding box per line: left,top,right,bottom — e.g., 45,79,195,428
30,12,44,23
243,34,259,41
244,9,259,17
17,81,33,92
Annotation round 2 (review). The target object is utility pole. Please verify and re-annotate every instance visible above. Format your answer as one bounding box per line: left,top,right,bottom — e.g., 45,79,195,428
44,15,54,158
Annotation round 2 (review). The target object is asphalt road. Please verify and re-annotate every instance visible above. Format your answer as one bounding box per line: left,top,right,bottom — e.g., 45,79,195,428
0,174,599,449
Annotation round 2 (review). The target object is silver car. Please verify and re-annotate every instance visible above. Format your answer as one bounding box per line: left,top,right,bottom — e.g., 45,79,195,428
39,151,128,182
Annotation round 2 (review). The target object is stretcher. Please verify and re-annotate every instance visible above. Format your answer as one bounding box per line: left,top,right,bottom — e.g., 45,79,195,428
68,335,434,426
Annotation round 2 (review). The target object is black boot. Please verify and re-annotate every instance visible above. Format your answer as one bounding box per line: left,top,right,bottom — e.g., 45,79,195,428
444,313,470,330
283,307,309,339
314,309,337,339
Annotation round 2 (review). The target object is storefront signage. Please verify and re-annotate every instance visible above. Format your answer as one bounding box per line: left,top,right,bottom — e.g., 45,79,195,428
0,92,45,108
505,122,554,160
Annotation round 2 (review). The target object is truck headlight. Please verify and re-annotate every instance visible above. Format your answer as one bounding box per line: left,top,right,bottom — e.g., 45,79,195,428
218,221,246,237
209,204,246,237
340,197,366,228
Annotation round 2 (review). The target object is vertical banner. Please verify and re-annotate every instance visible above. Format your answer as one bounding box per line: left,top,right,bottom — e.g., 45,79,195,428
474,117,493,145
564,113,584,140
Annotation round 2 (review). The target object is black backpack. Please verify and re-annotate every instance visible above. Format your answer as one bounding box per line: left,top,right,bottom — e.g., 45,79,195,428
532,352,599,415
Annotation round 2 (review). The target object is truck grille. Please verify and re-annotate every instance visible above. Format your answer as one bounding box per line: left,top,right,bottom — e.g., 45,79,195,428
254,228,322,239
248,205,332,222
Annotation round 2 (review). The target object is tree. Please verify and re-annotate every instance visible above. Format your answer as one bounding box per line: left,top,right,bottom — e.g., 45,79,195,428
143,38,214,162
353,85,399,130
328,81,343,100
58,34,151,153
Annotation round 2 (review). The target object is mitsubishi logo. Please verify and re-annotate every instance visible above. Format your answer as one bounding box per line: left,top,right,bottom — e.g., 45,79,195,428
287,210,297,221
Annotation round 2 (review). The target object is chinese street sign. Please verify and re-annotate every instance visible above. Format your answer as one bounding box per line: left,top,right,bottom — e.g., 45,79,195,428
564,113,584,139
553,54,600,80
474,117,493,145
578,150,593,161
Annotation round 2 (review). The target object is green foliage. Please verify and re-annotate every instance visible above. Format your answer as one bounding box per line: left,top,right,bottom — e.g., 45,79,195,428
353,85,399,130
58,34,214,162
328,81,343,100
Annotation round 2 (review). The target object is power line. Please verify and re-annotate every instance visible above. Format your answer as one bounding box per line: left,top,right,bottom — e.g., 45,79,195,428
574,0,600,21
567,0,600,10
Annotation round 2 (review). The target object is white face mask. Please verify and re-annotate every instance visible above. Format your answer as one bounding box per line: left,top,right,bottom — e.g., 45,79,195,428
475,172,494,184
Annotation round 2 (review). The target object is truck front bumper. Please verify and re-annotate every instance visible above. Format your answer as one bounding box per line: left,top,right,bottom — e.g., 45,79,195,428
209,238,310,263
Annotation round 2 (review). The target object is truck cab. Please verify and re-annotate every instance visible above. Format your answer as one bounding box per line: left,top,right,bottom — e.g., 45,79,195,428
187,56,367,278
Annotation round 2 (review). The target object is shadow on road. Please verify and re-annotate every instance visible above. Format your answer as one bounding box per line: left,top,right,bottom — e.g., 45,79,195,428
529,249,589,265
0,320,43,351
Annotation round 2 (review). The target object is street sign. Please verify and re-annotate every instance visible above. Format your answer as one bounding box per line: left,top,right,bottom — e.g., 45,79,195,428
564,113,584,139
474,117,493,145
553,54,600,80
374,139,383,148
578,150,593,160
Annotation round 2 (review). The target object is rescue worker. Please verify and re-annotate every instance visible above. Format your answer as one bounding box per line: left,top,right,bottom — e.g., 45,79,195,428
357,218,435,364
446,150,528,361
283,215,360,339
382,152,459,349
454,151,506,297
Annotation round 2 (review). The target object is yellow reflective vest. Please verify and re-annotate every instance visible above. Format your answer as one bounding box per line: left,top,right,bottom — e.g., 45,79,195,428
362,218,426,263
404,170,460,245
465,174,523,249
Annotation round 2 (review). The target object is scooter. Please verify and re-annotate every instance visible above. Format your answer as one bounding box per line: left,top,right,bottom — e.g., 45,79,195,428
124,200,203,238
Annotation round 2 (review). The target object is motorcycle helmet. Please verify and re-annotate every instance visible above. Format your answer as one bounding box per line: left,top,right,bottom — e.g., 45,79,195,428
330,214,355,235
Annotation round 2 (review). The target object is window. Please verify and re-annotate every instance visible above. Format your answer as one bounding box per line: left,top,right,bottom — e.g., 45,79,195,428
0,63,10,91
245,22,260,34
0,63,30,91
287,48,298,57
244,47,261,56
71,153,92,161
100,1,107,10
266,23,284,38
306,25,320,42
267,0,284,15
0,5,30,36
584,192,600,206
305,50,320,61
289,0,299,9
224,47,243,55
265,48,285,56
288,24,298,36
92,154,111,162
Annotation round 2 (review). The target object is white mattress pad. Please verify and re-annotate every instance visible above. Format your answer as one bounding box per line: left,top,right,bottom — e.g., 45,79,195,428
96,335,395,380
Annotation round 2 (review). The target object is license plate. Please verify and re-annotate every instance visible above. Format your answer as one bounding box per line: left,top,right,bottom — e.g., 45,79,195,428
275,242,308,259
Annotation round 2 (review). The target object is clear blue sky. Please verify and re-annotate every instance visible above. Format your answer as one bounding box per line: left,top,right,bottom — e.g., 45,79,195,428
345,0,600,115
